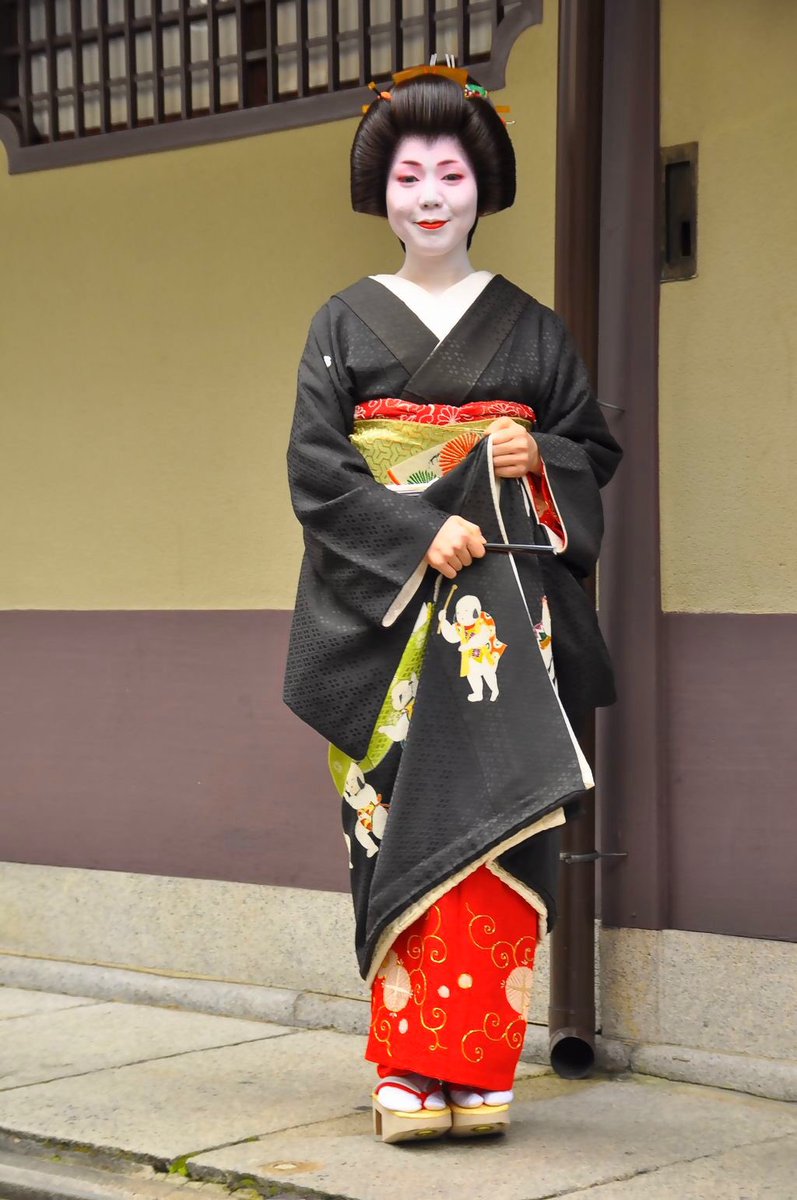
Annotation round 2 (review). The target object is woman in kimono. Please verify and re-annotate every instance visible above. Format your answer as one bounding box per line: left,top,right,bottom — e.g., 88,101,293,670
285,66,621,1144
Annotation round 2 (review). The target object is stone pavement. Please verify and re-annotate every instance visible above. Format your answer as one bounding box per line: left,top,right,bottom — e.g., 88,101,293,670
0,985,795,1200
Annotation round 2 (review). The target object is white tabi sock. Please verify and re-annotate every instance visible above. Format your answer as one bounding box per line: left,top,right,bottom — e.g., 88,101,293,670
447,1085,514,1108
375,1072,447,1112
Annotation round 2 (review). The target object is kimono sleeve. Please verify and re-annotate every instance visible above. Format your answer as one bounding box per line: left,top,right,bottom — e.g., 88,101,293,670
287,304,448,627
533,314,622,577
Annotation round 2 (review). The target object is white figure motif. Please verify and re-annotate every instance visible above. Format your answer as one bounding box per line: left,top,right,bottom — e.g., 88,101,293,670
378,673,418,744
343,763,389,858
534,595,556,687
438,592,507,703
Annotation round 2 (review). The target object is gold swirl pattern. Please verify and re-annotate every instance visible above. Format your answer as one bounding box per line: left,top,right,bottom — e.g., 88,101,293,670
461,1011,528,1064
419,1003,448,1051
460,900,539,1059
371,904,450,1055
513,934,538,969
370,1011,394,1056
467,905,531,970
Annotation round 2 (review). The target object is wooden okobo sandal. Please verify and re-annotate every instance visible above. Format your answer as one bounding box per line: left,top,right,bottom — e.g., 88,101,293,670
372,1075,452,1144
445,1085,512,1138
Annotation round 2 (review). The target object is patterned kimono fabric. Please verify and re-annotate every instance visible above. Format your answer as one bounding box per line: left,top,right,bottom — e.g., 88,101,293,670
351,397,563,1090
287,275,622,1088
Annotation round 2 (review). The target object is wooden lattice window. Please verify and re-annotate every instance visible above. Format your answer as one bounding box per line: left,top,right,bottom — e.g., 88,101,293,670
0,0,541,173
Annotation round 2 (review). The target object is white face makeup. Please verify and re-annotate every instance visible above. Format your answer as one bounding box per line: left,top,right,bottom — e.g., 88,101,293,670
386,135,478,261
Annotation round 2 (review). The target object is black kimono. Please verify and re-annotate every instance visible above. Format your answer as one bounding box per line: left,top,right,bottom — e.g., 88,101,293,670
285,274,621,987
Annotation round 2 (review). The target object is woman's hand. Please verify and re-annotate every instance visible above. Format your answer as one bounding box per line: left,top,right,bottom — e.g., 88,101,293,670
488,416,541,477
425,516,486,580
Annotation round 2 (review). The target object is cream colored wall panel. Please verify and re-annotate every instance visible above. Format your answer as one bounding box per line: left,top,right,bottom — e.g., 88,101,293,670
0,13,557,611
0,122,377,611
659,0,797,612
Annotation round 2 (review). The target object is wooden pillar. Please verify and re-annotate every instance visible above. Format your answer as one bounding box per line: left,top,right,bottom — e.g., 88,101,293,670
596,0,665,932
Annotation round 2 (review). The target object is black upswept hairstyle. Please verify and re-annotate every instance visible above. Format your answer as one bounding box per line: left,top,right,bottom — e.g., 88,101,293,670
350,74,516,218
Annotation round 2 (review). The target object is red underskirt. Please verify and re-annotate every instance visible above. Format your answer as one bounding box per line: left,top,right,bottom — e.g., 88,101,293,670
366,864,540,1090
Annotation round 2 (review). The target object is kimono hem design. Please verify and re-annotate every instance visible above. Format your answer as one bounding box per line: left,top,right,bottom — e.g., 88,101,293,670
368,864,540,1090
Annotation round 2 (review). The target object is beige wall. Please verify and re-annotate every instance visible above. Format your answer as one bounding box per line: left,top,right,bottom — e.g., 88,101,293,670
659,0,797,613
0,13,558,612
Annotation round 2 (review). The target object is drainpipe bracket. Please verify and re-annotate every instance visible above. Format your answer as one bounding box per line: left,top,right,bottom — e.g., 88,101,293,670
560,850,628,864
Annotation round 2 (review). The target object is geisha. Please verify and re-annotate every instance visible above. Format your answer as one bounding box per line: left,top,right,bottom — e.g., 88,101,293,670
284,65,621,1144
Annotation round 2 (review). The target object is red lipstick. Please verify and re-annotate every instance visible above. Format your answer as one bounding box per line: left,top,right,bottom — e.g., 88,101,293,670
417,220,447,230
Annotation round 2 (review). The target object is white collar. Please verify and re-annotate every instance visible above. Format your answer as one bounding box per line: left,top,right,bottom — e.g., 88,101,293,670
369,271,495,341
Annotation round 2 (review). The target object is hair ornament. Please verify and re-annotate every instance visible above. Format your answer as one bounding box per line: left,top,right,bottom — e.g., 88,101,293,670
363,80,393,111
362,56,511,122
392,63,469,89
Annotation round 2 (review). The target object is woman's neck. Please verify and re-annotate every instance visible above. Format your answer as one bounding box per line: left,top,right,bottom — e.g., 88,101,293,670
395,248,475,296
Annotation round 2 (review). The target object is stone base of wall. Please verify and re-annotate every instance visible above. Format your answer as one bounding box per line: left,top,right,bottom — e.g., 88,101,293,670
0,861,558,1025
1,863,794,1100
599,926,796,1062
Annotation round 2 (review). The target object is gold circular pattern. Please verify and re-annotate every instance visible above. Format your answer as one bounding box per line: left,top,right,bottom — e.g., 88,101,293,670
381,953,413,1012
505,965,534,1015
457,973,474,990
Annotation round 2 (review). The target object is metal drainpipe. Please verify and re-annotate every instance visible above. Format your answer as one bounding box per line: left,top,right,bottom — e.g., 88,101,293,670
548,0,606,1081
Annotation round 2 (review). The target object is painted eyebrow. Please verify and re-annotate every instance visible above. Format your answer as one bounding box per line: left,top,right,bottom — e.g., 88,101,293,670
394,159,467,168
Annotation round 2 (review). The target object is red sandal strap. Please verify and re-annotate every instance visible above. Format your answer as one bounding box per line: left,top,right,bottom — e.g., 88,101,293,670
374,1076,440,1104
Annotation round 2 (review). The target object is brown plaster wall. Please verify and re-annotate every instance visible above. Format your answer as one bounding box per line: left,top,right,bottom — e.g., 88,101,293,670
664,613,797,943
0,610,349,893
2,609,794,941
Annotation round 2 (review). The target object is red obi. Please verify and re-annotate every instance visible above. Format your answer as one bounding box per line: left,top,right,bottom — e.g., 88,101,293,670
354,398,537,426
